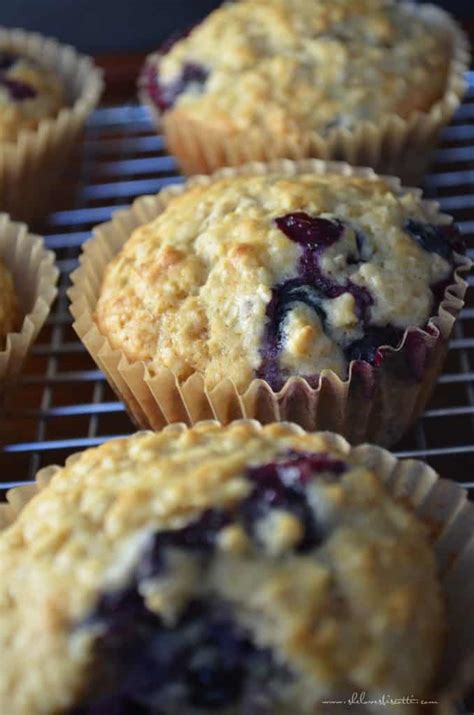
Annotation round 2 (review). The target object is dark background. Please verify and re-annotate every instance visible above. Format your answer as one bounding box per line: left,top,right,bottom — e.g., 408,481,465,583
0,0,472,54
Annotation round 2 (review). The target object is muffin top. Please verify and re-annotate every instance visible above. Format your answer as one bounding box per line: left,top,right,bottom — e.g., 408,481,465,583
0,49,65,142
0,422,443,713
145,0,451,136
0,257,19,348
96,172,460,391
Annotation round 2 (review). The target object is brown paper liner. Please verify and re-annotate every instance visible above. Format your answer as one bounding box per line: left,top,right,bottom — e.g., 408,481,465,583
69,159,471,447
0,213,58,403
0,421,473,710
139,3,470,185
0,27,103,225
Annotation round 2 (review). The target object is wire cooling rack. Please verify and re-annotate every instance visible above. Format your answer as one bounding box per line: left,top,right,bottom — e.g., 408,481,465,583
0,74,473,498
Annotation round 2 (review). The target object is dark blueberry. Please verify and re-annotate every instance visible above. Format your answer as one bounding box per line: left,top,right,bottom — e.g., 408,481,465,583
310,272,346,299
259,214,377,388
137,508,230,581
75,596,280,714
136,536,167,581
186,619,253,709
1,77,36,101
355,230,366,256
239,452,346,551
0,51,17,71
257,343,284,391
265,212,449,389
345,325,403,364
257,276,344,389
239,484,316,550
274,213,371,300
347,229,370,265
248,451,347,489
257,278,328,389
86,509,231,632
146,62,208,113
275,213,343,283
282,450,348,479
257,275,373,388
275,213,343,249
348,282,373,323
275,213,369,289
71,695,151,714
404,219,464,260
143,64,163,110
88,586,145,627
273,281,328,325
187,655,243,708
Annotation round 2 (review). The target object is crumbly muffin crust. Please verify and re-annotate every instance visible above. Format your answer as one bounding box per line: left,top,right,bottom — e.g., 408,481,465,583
0,49,64,142
147,0,450,136
96,172,457,391
0,257,19,348
0,422,443,713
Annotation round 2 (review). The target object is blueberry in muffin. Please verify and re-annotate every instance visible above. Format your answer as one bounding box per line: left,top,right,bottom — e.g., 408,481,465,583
95,172,463,392
0,422,444,713
0,49,64,143
0,256,19,349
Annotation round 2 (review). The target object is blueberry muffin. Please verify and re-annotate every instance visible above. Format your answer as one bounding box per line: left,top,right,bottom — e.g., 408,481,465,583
0,422,444,713
0,215,58,396
0,30,102,224
140,0,467,177
0,256,19,348
144,0,449,136
96,172,463,393
0,49,64,143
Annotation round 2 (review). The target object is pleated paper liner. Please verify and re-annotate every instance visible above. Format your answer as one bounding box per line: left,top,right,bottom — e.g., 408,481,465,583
139,2,470,186
0,213,58,407
69,158,471,447
0,421,473,710
0,27,103,225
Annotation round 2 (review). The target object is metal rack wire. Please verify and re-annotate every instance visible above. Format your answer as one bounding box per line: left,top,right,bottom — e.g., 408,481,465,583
1,75,473,498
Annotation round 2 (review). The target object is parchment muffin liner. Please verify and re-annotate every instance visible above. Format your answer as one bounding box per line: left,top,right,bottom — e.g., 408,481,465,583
139,2,470,186
0,420,472,711
0,27,103,225
69,159,471,447
0,213,58,404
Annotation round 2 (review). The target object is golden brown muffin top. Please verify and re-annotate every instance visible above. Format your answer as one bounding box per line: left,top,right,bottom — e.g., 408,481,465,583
0,422,443,713
96,172,456,390
148,0,451,136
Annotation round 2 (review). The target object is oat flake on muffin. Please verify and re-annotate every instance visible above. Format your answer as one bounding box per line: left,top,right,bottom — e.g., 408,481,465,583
0,49,64,143
144,0,451,137
0,422,444,713
95,172,463,392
